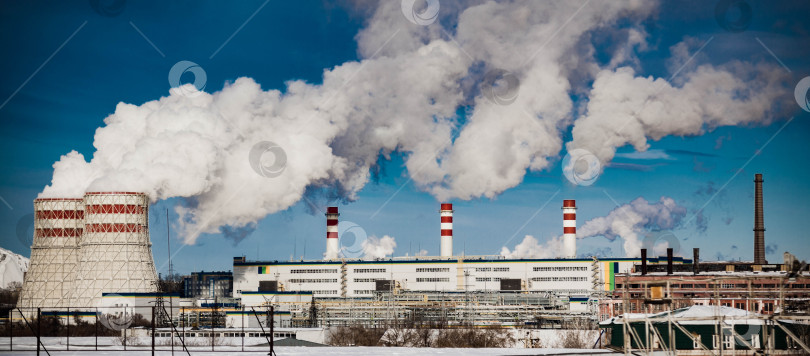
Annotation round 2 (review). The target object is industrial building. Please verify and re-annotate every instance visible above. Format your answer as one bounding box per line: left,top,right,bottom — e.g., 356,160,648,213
182,271,233,299
593,174,810,354
231,200,690,327
234,201,645,298
599,305,809,353
598,174,810,321
599,249,810,320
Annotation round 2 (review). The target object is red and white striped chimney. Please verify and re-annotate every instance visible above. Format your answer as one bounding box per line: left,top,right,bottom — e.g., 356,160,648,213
562,200,576,258
325,207,339,259
440,203,453,257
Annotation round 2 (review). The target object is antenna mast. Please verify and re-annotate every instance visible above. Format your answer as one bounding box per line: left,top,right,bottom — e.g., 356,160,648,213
167,208,173,277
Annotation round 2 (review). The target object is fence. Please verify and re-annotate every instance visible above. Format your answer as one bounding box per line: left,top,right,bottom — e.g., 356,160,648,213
0,305,281,354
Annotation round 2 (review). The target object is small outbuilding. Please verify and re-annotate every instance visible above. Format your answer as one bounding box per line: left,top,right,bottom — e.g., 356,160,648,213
599,305,809,353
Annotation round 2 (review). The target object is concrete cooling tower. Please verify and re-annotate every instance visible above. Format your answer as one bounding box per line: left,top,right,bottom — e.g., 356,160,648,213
17,192,158,312
15,198,83,310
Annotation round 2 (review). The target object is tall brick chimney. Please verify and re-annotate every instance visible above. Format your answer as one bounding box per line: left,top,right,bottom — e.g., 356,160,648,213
754,174,766,264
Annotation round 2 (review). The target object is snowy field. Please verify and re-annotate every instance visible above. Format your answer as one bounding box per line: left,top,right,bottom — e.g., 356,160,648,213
0,337,617,355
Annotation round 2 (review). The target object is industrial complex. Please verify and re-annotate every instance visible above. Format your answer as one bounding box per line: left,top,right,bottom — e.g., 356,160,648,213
7,174,810,353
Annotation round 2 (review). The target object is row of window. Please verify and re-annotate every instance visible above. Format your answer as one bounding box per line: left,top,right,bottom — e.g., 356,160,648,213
354,268,386,273
617,283,797,289
475,277,503,282
613,301,777,313
290,269,337,274
531,277,588,282
150,332,295,339
552,289,591,294
312,290,338,295
353,278,384,283
279,266,607,275
288,279,338,284
474,267,510,272
416,278,450,282
353,290,374,295
533,266,588,272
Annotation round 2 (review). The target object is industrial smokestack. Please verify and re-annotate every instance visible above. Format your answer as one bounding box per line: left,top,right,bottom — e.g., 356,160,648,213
693,248,700,275
754,174,767,264
440,203,453,257
666,248,673,275
562,200,576,258
325,207,339,260
640,248,647,275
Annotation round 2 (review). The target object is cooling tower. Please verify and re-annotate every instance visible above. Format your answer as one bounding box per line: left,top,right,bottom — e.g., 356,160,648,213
72,192,158,307
16,198,83,311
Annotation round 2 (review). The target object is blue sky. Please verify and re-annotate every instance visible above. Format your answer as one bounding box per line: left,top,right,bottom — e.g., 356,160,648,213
1,1,809,274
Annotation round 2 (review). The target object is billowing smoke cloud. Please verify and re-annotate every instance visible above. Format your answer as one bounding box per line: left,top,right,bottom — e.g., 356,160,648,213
568,62,791,167
40,1,789,244
578,197,686,257
500,235,563,259
362,235,397,259
501,197,687,258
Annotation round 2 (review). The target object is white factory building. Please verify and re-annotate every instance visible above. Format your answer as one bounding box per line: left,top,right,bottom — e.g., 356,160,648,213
234,256,642,299
233,201,687,310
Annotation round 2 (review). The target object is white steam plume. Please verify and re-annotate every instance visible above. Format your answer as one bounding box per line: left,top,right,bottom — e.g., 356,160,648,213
362,235,397,260
500,235,563,259
568,62,791,166
40,2,789,244
577,197,686,257
501,197,686,258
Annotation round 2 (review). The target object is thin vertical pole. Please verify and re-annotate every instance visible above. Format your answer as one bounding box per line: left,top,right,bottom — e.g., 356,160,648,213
211,306,214,351
151,306,155,356
36,308,40,356
95,308,98,351
9,309,12,351
167,208,175,355
170,299,174,356
66,307,70,351
181,307,185,344
241,306,244,352
167,209,171,276
270,305,275,356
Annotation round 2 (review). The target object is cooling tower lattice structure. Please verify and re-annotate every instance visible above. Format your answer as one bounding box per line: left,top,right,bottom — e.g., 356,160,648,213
16,198,83,310
73,192,157,307
17,192,158,311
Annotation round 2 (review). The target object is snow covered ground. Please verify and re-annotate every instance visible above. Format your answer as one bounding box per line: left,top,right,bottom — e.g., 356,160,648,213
0,337,617,355
0,247,28,289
